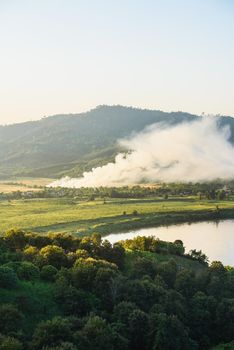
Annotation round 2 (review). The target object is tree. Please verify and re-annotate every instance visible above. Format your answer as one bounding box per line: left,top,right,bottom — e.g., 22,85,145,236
72,258,117,290
40,265,58,282
23,245,39,261
17,262,40,281
113,301,138,326
0,335,23,350
41,342,77,350
175,269,196,298
188,249,208,264
152,313,197,350
31,317,72,349
128,309,149,350
157,259,177,287
215,298,234,341
75,315,123,350
0,304,23,334
216,190,226,200
94,267,118,309
0,266,18,288
131,257,156,279
4,229,27,250
188,292,214,348
39,245,67,268
55,285,97,317
75,249,90,259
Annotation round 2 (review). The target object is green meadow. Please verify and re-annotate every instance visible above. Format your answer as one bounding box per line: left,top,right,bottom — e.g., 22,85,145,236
1,196,234,236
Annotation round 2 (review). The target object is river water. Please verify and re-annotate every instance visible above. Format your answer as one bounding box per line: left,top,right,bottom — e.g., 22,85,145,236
105,220,234,265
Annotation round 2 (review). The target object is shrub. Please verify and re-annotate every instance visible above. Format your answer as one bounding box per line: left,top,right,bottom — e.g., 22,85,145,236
41,265,58,282
23,245,39,261
0,334,23,350
31,317,72,349
17,262,40,281
0,304,23,333
4,229,27,250
0,266,18,289
39,245,67,268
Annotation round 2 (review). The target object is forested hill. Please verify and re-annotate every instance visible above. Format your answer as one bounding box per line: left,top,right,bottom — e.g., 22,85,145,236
0,105,234,179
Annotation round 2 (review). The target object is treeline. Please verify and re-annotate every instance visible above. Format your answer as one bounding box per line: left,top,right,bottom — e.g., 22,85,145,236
1,181,234,201
0,230,233,349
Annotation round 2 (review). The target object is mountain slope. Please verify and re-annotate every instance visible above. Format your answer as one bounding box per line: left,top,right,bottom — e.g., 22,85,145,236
0,105,233,179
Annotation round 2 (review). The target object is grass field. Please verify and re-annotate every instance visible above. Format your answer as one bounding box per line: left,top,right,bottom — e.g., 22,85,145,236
1,196,234,236
0,177,54,193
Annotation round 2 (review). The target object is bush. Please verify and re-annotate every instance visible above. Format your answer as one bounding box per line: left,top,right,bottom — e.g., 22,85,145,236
39,245,67,268
17,262,40,281
41,265,58,282
31,317,72,349
41,342,77,350
23,245,39,261
0,266,18,288
4,229,27,250
0,334,23,350
0,304,23,333
75,249,90,259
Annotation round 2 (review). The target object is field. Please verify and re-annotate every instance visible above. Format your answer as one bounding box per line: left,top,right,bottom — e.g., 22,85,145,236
1,196,234,236
0,178,54,193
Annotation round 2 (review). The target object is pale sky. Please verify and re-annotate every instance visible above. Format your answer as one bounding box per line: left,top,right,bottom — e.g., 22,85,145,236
0,0,234,124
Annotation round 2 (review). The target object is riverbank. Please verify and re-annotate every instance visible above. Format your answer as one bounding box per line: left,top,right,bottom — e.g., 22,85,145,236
97,207,234,237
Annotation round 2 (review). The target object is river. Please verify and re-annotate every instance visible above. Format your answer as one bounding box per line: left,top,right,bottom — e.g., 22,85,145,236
105,220,234,265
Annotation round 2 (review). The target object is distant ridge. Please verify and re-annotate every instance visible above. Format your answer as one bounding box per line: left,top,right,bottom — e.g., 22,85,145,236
0,105,233,179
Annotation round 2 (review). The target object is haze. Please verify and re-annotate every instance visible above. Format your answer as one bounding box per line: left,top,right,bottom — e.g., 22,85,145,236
1,0,234,124
50,118,234,187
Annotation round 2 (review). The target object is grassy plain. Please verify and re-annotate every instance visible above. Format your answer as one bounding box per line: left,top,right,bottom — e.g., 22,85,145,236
1,196,234,236
0,177,54,193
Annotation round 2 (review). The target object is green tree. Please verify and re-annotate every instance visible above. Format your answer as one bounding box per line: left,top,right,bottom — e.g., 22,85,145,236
17,262,40,281
23,245,39,262
152,313,197,350
175,269,196,298
40,265,58,282
128,309,149,350
0,304,23,334
31,317,72,349
0,335,23,350
75,315,124,350
39,245,67,268
157,259,177,287
0,266,18,289
4,229,27,250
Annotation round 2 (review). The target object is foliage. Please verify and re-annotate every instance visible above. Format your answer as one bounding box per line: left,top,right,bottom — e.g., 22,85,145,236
0,230,234,348
0,266,19,288
0,334,23,350
40,265,58,282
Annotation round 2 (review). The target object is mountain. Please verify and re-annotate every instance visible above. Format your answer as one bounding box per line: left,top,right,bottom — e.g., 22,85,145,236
0,105,234,179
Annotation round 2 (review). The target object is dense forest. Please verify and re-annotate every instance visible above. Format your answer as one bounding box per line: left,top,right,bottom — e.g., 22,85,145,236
0,229,234,349
0,105,234,179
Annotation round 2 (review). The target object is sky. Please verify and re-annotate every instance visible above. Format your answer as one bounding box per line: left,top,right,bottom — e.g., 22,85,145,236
0,0,234,124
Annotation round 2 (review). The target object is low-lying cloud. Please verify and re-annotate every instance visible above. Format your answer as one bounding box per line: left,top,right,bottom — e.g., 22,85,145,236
49,118,234,188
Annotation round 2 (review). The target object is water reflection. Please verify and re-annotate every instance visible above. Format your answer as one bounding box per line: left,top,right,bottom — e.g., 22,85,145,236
105,220,234,266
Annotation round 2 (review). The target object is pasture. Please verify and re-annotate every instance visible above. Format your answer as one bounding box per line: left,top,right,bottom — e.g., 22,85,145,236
1,196,234,236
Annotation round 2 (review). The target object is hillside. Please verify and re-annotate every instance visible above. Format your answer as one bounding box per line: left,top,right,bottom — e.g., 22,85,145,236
0,105,234,179
1,229,234,349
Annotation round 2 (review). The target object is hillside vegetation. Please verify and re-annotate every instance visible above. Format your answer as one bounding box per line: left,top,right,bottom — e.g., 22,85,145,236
1,105,234,178
2,229,234,349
